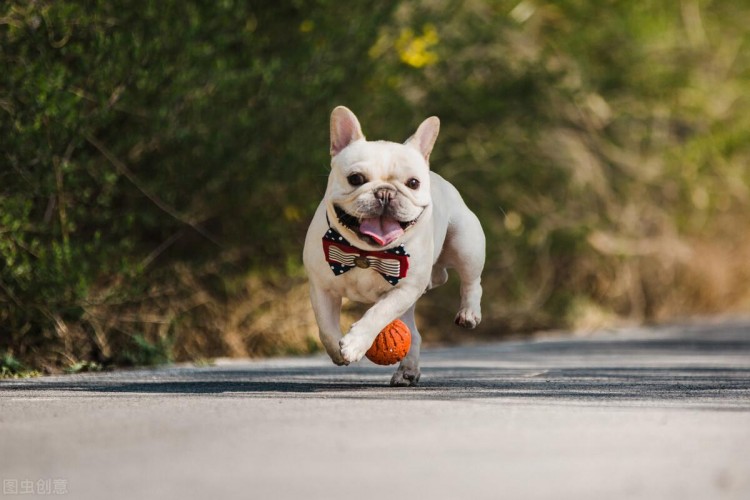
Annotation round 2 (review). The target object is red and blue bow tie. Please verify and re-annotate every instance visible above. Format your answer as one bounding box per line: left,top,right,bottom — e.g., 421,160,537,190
322,228,410,286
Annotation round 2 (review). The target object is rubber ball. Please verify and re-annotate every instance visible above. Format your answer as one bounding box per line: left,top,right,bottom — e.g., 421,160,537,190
365,319,412,365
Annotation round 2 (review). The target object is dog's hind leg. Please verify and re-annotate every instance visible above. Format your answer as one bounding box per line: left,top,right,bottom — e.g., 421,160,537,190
446,211,485,329
390,303,421,386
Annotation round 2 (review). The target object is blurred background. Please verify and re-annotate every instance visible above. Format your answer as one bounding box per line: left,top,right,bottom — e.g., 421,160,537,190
2,0,750,375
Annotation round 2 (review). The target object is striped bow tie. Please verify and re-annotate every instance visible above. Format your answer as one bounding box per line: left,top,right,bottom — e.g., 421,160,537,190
322,228,410,286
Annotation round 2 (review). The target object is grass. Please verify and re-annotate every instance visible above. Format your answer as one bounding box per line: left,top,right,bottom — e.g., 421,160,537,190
0,353,41,379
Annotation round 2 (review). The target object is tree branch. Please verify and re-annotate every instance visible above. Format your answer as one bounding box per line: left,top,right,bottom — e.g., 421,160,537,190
85,134,223,249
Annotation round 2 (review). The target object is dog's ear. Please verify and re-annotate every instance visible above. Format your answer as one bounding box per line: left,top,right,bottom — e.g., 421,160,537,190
330,106,365,156
405,116,440,162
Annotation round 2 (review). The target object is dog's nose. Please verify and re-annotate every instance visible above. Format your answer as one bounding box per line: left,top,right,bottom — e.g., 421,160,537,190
374,187,395,205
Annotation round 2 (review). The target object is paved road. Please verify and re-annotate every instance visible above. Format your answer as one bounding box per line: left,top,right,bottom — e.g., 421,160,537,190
2,318,750,500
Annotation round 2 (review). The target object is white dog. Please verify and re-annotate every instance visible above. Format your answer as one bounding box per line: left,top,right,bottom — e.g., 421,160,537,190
303,106,485,386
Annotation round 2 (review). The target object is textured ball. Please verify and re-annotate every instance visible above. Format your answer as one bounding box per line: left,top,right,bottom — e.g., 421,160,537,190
365,319,412,365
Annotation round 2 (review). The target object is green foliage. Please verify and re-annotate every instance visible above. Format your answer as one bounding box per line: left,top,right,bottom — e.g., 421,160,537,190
1,0,397,369
2,0,750,370
1,353,41,378
120,334,174,367
366,0,750,327
64,360,103,374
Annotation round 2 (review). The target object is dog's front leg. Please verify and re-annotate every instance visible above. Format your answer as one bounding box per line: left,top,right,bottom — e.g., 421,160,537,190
390,303,422,386
309,283,346,366
339,286,422,364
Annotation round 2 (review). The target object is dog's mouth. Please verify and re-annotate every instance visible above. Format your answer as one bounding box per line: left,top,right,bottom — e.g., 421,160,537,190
334,205,420,247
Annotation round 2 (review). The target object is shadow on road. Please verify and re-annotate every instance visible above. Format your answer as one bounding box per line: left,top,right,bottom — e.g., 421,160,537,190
3,323,750,408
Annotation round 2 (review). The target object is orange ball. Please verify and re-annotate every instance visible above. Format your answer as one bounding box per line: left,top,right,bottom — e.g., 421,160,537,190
365,319,412,365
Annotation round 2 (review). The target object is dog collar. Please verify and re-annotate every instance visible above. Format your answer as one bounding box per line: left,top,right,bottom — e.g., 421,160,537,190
322,227,410,286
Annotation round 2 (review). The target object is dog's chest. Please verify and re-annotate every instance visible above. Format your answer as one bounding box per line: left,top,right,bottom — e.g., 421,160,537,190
329,268,395,303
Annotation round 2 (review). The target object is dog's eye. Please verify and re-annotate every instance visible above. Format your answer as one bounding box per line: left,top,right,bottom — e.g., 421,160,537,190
406,178,421,190
347,173,367,187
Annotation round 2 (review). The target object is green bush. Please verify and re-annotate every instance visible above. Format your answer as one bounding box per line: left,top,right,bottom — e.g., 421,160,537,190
2,0,750,371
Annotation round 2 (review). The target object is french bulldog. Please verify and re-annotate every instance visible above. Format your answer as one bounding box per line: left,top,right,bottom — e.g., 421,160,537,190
303,106,485,386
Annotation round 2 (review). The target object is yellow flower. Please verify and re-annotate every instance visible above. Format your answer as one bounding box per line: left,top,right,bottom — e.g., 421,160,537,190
395,24,440,68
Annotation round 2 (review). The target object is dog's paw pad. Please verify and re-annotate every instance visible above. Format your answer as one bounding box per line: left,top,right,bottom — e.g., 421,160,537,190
454,308,481,329
390,367,421,387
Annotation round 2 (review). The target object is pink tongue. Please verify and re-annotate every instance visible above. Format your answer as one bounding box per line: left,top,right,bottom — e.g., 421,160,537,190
359,216,404,246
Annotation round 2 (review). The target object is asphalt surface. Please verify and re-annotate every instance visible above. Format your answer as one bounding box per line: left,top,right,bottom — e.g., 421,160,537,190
1,318,750,500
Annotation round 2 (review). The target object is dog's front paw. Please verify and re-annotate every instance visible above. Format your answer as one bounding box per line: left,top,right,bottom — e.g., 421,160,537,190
339,334,371,365
327,350,347,366
390,363,421,387
454,308,481,329
320,341,348,366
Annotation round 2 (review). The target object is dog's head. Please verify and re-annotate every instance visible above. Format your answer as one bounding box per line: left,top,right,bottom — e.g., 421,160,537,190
325,106,440,249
